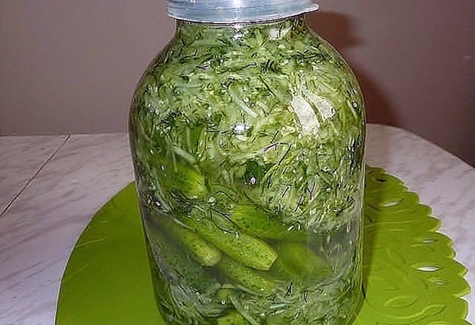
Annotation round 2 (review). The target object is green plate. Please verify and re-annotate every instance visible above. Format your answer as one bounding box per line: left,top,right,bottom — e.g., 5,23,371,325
55,167,471,325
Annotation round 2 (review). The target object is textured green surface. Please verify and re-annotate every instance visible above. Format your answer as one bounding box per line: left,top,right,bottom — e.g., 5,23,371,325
55,167,471,325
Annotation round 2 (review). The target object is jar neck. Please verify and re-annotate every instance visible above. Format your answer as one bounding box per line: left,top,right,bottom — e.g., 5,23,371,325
174,15,310,44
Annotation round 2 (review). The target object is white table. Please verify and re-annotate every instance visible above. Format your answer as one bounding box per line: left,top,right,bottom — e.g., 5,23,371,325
1,124,474,324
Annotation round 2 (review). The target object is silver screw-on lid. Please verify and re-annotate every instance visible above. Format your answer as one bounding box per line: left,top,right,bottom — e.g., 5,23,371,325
167,0,319,23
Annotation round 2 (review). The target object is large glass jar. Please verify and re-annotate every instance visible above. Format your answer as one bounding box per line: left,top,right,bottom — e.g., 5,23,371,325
129,1,366,324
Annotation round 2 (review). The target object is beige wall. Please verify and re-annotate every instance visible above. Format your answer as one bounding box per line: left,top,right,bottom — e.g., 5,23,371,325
1,1,474,166
0,0,174,136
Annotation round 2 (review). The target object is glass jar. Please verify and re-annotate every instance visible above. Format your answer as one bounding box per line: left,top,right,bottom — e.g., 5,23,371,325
129,1,365,324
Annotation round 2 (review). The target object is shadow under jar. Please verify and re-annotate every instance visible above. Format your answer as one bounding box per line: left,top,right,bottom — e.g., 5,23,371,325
129,1,366,324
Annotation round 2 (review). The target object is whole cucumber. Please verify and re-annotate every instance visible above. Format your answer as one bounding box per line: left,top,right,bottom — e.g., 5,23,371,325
216,255,275,295
146,222,219,293
270,242,331,282
158,217,222,266
217,310,252,325
230,204,307,242
181,210,278,270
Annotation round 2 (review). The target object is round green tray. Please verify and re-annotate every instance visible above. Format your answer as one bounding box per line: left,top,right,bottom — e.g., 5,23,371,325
55,167,470,325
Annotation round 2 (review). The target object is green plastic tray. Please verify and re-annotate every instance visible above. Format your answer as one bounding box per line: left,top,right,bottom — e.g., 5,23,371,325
55,167,471,325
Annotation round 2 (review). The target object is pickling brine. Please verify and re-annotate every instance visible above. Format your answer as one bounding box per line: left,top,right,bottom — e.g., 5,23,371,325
129,2,365,324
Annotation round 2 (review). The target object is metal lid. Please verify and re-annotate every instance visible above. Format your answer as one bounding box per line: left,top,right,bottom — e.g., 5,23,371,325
167,0,319,23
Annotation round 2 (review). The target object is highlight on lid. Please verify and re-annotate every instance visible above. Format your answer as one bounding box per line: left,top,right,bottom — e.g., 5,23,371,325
167,0,319,23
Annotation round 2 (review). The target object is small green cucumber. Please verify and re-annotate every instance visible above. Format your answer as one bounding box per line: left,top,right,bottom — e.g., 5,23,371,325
146,225,218,293
270,242,331,281
230,204,307,242
215,287,237,306
169,163,207,198
217,310,252,325
216,255,275,295
181,211,278,270
159,217,222,266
